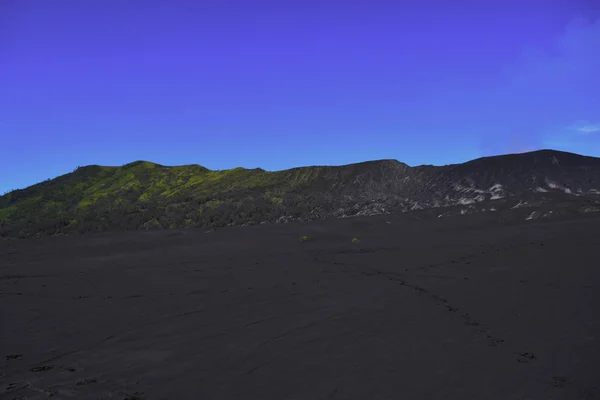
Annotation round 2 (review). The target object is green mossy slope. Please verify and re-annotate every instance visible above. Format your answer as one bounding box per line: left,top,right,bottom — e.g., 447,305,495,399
0,161,369,238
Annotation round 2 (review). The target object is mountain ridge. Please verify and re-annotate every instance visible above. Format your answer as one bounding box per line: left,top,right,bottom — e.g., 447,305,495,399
71,149,600,171
2,149,600,238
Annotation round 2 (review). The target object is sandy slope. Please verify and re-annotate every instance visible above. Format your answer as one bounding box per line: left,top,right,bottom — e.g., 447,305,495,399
1,214,599,399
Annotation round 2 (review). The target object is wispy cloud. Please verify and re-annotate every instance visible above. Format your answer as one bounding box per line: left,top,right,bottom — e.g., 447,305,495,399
541,120,600,154
570,120,600,133
474,15,600,155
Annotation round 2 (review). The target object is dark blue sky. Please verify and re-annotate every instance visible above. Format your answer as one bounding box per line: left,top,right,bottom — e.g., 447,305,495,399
1,0,599,193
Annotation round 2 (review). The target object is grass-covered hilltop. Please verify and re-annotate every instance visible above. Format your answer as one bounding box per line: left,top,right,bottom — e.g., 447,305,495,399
0,160,329,238
2,149,600,238
0,159,400,238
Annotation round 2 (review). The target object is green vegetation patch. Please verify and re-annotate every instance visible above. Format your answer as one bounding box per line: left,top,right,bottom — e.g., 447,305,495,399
0,205,17,222
0,158,356,238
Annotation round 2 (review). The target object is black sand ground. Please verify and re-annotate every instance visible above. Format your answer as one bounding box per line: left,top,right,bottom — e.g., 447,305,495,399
1,213,599,399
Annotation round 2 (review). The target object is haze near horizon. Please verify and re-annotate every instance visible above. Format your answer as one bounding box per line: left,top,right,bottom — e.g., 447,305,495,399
1,0,599,194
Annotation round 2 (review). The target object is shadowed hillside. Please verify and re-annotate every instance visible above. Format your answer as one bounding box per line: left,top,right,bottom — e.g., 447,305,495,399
1,150,600,238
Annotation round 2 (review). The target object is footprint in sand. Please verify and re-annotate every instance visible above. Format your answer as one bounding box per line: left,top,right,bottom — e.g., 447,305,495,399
30,365,54,372
76,378,97,386
4,381,30,392
552,376,569,388
123,392,146,400
516,352,536,363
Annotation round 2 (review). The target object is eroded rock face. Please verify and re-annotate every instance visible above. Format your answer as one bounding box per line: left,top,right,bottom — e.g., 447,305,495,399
287,150,600,222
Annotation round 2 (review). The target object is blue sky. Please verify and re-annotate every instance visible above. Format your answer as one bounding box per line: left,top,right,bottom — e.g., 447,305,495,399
1,0,599,193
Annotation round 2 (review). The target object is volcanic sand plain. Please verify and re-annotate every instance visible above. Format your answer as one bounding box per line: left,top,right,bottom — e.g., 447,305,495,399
1,212,599,399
